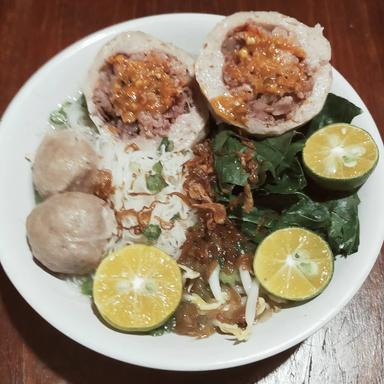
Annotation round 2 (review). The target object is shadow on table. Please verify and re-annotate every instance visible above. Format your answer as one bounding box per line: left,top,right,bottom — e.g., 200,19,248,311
0,267,298,384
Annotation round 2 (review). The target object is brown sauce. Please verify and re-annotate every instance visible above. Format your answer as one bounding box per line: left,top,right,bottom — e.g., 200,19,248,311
174,302,216,338
174,140,257,337
178,218,253,276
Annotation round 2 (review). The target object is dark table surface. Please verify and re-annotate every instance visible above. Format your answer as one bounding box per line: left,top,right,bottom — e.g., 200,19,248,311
1,1,383,383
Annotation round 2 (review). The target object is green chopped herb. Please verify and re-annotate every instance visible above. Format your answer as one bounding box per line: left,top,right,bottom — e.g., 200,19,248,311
152,161,163,174
142,224,162,241
158,137,174,152
146,161,167,192
146,174,168,193
170,213,181,222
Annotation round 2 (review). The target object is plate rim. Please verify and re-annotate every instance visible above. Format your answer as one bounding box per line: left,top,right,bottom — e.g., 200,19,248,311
0,12,383,371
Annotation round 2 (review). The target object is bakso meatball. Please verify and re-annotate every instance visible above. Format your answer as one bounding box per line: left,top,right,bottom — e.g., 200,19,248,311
26,192,116,275
32,130,98,198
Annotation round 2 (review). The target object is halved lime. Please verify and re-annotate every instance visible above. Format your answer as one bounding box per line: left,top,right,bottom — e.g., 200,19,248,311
253,228,333,301
303,123,379,191
93,244,182,332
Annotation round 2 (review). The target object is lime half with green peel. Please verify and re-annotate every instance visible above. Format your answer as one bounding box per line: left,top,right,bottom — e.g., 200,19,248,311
253,228,334,301
303,123,379,191
93,244,182,332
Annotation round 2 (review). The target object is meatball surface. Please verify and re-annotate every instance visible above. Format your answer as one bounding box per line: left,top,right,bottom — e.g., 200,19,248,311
26,192,116,275
33,130,98,198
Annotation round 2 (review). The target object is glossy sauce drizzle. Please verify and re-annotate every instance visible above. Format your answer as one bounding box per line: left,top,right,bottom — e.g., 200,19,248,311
108,52,184,124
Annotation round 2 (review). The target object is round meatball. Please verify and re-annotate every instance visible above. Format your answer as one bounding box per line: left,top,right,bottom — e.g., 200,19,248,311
32,130,98,198
26,192,116,275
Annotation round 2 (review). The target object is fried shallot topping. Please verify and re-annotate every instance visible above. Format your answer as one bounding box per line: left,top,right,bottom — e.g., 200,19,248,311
92,169,114,201
183,140,216,202
183,140,226,228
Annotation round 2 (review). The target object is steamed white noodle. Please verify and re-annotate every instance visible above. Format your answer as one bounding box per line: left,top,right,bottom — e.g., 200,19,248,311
96,134,197,258
59,95,196,259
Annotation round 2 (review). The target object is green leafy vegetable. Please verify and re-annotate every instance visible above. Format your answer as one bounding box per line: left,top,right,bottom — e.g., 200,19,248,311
211,93,363,259
229,206,280,244
213,130,244,153
254,131,295,177
158,137,174,152
213,130,307,195
279,194,360,256
306,93,362,136
142,224,162,241
264,158,307,194
149,315,176,336
324,194,360,255
255,132,307,194
276,194,330,232
230,193,360,256
215,154,249,186
213,131,249,187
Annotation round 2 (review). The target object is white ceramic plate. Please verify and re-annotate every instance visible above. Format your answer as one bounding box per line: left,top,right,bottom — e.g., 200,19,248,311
0,13,383,371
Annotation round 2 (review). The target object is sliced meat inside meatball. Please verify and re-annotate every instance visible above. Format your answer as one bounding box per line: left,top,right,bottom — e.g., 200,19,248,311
26,192,116,275
84,31,208,150
32,130,98,198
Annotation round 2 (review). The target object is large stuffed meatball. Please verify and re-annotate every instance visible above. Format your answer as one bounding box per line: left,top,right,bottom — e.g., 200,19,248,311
84,31,209,150
195,12,332,136
26,192,116,275
32,130,98,198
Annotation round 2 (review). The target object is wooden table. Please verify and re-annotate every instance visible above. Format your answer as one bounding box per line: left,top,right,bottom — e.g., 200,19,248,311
1,0,383,382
